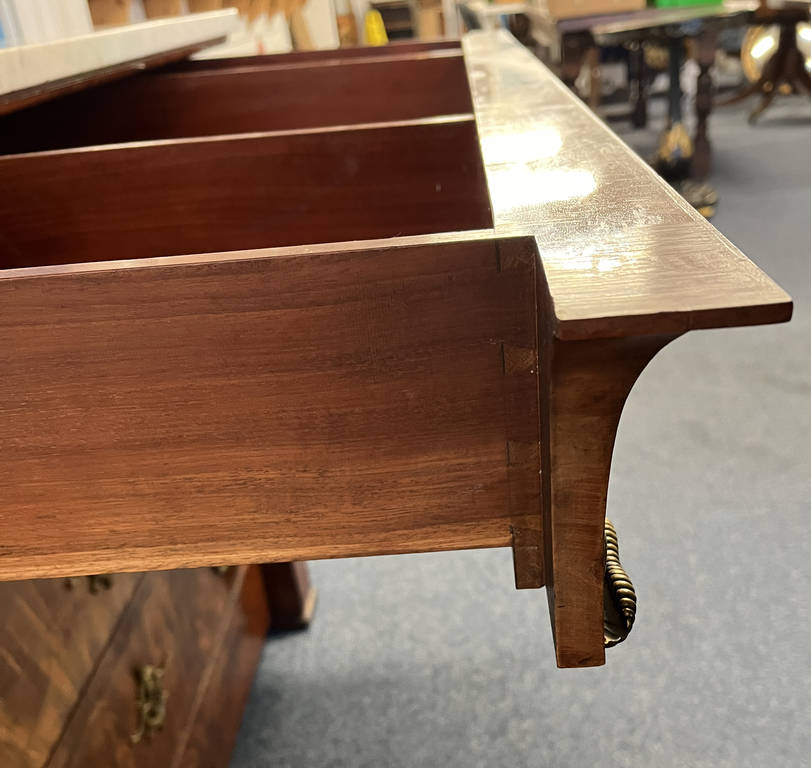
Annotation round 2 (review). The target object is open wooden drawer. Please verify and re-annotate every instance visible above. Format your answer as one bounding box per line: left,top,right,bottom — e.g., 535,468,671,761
0,31,791,669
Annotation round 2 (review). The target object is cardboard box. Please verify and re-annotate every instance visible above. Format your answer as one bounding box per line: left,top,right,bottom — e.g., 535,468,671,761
544,0,646,19
88,0,132,27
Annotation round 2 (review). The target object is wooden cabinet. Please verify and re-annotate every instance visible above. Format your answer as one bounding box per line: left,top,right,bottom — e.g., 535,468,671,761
0,574,141,767
0,567,269,768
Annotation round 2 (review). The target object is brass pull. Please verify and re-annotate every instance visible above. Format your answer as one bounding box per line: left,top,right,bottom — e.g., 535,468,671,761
603,519,637,648
131,665,168,744
64,574,113,594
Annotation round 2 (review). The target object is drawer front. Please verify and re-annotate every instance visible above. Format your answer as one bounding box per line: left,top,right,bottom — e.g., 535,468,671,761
46,567,238,768
0,237,538,580
178,565,269,768
0,573,141,768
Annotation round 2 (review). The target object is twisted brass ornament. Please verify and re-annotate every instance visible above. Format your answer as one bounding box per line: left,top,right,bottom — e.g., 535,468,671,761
131,665,168,744
603,519,637,648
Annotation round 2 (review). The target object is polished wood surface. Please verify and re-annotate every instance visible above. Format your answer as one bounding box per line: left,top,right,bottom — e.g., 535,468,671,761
461,30,791,664
0,237,538,580
0,574,141,767
0,52,472,154
0,31,794,670
540,330,676,666
0,564,274,765
177,566,269,768
0,117,490,268
463,31,792,340
46,567,239,767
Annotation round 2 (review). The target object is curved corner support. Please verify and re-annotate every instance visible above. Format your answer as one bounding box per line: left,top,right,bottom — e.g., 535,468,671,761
540,333,678,668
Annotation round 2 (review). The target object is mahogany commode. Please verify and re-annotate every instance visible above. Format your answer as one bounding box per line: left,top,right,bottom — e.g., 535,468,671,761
0,29,791,766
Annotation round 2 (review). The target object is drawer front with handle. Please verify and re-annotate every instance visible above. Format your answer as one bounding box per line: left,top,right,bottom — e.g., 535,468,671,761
46,567,238,768
0,573,141,768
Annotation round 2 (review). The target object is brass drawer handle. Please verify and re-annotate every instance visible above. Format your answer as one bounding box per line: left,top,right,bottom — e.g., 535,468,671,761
131,665,168,744
603,519,637,648
64,574,113,594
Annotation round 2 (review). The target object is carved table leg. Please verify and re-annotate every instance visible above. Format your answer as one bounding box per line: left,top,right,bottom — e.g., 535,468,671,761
628,40,648,129
690,27,717,181
654,36,692,182
261,561,317,631
560,31,594,94
540,334,677,667
585,46,602,110
683,26,720,217
718,10,810,122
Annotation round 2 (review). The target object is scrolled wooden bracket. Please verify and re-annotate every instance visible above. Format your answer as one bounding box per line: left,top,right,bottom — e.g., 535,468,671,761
603,519,636,648
540,330,677,668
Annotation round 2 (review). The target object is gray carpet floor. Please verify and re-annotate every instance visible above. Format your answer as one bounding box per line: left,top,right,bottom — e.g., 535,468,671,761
231,96,811,768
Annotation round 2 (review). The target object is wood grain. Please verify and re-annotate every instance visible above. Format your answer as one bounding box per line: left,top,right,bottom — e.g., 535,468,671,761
176,566,270,768
540,330,676,667
46,568,239,768
0,33,795,672
0,53,473,154
0,574,142,767
463,30,792,340
0,117,491,268
0,237,539,580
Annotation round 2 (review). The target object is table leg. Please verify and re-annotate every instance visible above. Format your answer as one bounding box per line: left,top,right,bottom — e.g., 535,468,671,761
681,26,720,216
653,37,692,179
560,31,593,93
586,46,601,110
628,40,648,128
261,561,317,631
690,27,717,181
541,334,677,668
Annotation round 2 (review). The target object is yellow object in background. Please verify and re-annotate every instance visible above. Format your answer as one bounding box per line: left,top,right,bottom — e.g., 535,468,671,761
364,9,387,45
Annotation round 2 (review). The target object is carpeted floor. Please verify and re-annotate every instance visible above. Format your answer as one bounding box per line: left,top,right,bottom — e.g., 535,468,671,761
231,96,811,768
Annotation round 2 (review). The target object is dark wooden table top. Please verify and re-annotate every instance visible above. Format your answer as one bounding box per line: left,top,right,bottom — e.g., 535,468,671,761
463,30,790,340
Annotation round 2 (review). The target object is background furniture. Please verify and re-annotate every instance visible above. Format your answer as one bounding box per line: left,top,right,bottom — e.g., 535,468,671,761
0,561,317,766
553,2,756,207
722,0,811,120
458,1,757,211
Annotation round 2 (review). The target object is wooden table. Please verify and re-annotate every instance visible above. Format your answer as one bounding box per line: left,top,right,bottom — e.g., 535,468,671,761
722,1,811,121
461,2,758,207
0,30,790,682
586,1,757,201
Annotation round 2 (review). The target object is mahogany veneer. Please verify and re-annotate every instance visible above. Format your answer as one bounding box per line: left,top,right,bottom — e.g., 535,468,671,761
0,51,472,154
0,25,792,719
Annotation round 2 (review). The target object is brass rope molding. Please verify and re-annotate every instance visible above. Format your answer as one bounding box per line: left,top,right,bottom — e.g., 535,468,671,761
603,519,637,649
